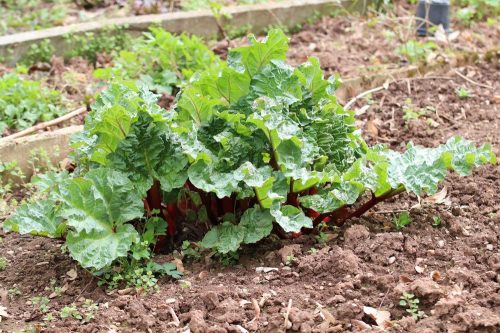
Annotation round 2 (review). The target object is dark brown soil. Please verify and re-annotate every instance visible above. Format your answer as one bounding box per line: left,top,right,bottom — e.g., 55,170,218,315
213,14,500,80
1,60,499,332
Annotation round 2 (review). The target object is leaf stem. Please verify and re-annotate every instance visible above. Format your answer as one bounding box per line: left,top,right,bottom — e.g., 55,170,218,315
312,186,406,227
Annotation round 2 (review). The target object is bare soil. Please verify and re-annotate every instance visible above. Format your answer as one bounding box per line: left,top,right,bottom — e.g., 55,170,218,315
213,14,500,79
1,60,498,332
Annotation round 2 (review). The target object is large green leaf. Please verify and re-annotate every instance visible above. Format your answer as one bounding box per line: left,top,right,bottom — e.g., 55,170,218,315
228,29,288,78
188,159,240,199
108,114,188,195
239,206,274,244
61,168,144,234
200,222,245,254
3,200,65,237
270,204,312,233
66,224,139,270
251,60,302,106
295,57,332,105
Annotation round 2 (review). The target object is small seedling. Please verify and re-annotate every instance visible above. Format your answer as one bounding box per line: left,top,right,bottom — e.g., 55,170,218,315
43,313,54,322
399,292,424,320
403,99,427,126
431,215,442,227
397,40,437,63
0,257,7,271
393,212,411,230
60,304,82,320
285,255,296,266
181,240,201,260
31,296,50,313
308,247,318,255
456,87,471,99
8,287,21,300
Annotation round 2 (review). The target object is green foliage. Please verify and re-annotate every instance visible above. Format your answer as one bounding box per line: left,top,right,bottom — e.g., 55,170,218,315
22,39,55,65
4,29,496,278
0,257,7,271
453,0,500,24
0,73,67,135
30,296,50,313
431,215,442,227
400,292,425,320
456,87,472,99
402,98,427,126
393,211,411,230
397,40,437,63
93,27,219,96
64,26,131,64
0,0,67,35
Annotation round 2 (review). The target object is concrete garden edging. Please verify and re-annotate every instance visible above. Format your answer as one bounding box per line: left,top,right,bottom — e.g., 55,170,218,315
0,0,367,65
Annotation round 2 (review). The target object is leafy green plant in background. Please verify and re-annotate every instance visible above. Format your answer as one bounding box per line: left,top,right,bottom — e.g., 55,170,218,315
22,39,55,64
4,30,496,285
453,0,500,25
93,27,220,96
397,40,437,63
64,25,131,64
0,72,67,135
0,0,68,35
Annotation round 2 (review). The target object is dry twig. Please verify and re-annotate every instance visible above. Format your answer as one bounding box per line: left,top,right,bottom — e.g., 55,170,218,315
0,107,86,143
454,69,493,89
284,299,292,329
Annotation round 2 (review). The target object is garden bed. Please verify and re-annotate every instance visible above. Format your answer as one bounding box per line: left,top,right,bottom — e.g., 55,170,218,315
0,1,500,333
0,59,498,332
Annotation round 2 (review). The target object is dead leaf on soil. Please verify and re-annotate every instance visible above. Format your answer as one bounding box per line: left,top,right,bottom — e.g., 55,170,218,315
415,265,425,274
355,104,370,116
66,268,78,281
49,283,68,298
366,119,379,137
430,271,442,282
400,275,414,283
321,308,336,325
173,258,185,273
494,95,500,104
0,304,10,322
363,306,392,328
434,25,460,43
278,244,301,264
423,186,451,206
351,319,371,330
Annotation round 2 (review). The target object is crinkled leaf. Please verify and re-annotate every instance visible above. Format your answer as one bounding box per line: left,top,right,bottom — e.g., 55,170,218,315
200,222,245,254
3,200,65,237
251,60,302,106
188,159,239,198
228,29,288,78
61,168,143,234
239,206,274,244
66,224,139,270
271,204,312,233
254,172,288,208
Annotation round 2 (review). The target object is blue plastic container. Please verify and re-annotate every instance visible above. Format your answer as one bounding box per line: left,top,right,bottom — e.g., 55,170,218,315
416,0,450,36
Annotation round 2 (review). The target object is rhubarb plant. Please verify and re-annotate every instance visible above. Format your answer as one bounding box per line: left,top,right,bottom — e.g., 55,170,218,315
4,30,496,275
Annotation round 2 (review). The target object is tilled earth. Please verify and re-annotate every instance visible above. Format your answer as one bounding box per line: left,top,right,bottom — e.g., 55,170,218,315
0,60,499,332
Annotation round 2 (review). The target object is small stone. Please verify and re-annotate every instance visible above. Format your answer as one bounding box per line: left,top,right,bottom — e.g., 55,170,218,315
486,244,494,251
388,256,396,264
451,207,461,216
437,240,445,248
256,267,279,273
